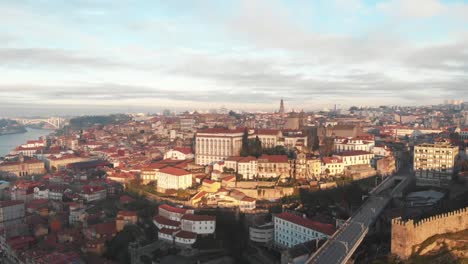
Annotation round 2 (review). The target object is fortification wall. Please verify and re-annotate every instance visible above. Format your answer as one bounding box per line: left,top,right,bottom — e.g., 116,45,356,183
391,207,468,259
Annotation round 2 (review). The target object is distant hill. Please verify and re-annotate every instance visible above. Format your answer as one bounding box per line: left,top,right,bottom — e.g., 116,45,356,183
0,119,27,135
68,114,131,129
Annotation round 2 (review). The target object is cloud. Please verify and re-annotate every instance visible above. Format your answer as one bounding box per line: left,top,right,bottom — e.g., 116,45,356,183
0,48,130,69
377,0,468,21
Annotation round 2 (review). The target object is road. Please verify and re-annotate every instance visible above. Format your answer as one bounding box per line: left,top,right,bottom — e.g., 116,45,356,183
306,166,413,264
306,193,391,264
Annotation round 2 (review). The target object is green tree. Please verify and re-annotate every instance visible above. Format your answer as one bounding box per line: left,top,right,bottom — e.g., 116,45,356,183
312,134,320,151
240,128,250,156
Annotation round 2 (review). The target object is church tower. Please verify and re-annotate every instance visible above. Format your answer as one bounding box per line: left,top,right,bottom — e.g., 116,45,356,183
279,99,285,117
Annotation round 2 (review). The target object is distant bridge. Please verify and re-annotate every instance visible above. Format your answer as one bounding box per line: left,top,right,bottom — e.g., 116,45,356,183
13,117,67,129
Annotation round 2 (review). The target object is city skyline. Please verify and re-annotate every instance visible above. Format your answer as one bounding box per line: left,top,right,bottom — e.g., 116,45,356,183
1,0,468,115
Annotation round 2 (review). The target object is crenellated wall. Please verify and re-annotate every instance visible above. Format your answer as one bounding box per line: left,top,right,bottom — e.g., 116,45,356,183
391,207,468,259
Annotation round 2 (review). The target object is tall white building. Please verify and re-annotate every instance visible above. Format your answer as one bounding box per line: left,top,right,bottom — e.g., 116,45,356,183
273,212,335,248
195,128,248,165
414,141,459,187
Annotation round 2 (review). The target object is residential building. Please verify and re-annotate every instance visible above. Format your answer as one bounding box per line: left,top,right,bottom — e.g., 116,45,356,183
322,157,344,176
237,156,258,180
158,204,194,222
116,211,138,232
414,142,459,187
334,151,374,167
81,186,107,202
180,214,216,235
257,155,290,178
334,137,374,153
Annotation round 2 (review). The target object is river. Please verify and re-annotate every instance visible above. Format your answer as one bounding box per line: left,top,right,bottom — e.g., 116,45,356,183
0,128,52,157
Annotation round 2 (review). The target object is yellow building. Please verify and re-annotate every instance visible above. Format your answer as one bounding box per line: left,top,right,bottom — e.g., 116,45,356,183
201,179,221,193
0,157,45,177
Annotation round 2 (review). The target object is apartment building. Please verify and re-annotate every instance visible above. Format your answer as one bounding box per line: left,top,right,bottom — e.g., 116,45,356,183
414,142,459,187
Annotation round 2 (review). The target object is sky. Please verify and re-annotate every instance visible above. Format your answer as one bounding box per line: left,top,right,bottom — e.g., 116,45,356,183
0,0,467,116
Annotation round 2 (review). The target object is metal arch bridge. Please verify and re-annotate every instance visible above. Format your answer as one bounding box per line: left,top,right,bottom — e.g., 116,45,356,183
13,117,66,129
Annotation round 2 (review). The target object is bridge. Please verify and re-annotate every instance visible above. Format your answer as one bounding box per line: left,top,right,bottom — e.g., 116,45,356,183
306,174,414,264
13,117,66,129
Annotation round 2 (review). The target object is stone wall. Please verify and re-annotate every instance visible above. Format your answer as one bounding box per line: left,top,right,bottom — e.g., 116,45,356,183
391,207,468,259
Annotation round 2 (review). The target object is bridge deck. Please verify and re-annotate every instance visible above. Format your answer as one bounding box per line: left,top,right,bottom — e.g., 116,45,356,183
306,175,411,264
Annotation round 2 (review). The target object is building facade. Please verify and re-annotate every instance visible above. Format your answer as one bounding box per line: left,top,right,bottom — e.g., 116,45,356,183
413,142,459,187
155,167,193,191
180,214,216,235
195,128,247,165
273,212,334,248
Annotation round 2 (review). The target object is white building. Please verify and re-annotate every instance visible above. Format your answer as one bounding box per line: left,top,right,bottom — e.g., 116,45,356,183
174,230,197,246
163,147,194,160
334,137,375,153
273,212,335,248
0,200,25,223
33,186,49,200
156,167,193,191
81,186,107,202
195,128,247,165
322,157,344,176
255,129,282,148
334,151,374,167
372,146,392,157
180,214,216,235
153,215,181,230
158,204,194,222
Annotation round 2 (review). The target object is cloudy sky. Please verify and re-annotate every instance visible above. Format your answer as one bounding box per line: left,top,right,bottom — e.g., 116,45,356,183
1,0,467,116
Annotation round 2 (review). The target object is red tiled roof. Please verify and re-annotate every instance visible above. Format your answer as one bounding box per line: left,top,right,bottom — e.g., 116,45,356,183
181,214,215,221
322,157,342,164
117,211,137,217
119,195,135,204
159,167,191,176
159,204,190,214
275,212,336,236
159,228,179,235
239,156,257,163
241,196,256,202
175,230,197,239
191,191,207,201
172,147,193,155
93,222,116,236
153,215,180,227
197,128,245,134
203,179,215,185
0,200,24,208
225,156,243,162
259,154,288,163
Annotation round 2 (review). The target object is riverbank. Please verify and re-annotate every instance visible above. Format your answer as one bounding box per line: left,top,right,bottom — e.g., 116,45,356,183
0,128,51,157
0,127,27,136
